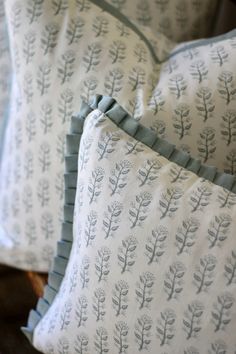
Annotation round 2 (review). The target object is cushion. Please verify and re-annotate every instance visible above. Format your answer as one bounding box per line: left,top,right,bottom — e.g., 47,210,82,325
0,0,171,271
0,0,11,160
23,96,236,353
0,0,235,272
105,0,220,42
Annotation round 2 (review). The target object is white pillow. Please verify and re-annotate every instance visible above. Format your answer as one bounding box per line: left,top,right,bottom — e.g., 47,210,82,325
23,96,236,354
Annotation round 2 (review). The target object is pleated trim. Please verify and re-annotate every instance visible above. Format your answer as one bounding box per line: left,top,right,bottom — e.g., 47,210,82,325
22,94,236,343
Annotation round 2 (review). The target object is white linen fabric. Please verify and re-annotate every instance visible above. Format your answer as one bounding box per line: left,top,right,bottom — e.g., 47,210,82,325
32,104,236,354
0,0,235,271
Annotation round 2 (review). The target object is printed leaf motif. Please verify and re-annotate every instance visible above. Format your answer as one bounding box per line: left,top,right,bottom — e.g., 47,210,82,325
56,132,66,164
169,165,190,184
97,132,120,160
109,40,126,64
27,0,43,24
218,71,236,105
195,87,215,122
128,66,146,91
136,1,152,26
95,247,111,282
134,314,152,351
209,339,227,354
60,300,72,330
190,60,208,83
69,263,79,293
190,183,212,212
175,2,188,29
138,159,161,187
116,22,130,37
211,292,234,332
38,142,51,173
93,288,106,322
37,63,51,96
23,31,36,64
79,135,93,171
103,201,123,239
74,333,89,354
58,337,70,354
75,0,91,11
221,110,236,146
112,280,129,316
23,72,33,103
80,255,90,289
145,226,168,264
150,120,166,138
40,102,53,134
225,148,236,175
164,261,186,301
94,327,109,354
175,218,199,255
81,77,98,102
172,103,191,139
156,308,176,346
134,43,147,63
113,321,129,353
118,236,137,273
183,301,204,339
159,187,183,218
93,16,109,38
224,250,236,286
83,42,102,73
52,0,68,16
25,218,36,245
37,178,50,207
208,214,232,248
88,167,105,204
24,150,34,179
148,89,165,115
109,160,131,196
193,254,217,293
129,192,152,228
40,212,54,239
25,111,36,142
66,17,84,45
211,45,228,67
58,88,74,124
128,97,142,120
217,188,236,209
84,211,97,247
155,0,169,12
169,74,187,99
104,68,124,97
135,272,155,309
163,58,178,74
197,127,216,162
75,295,88,328
41,23,59,55
184,346,199,354
125,139,144,155
57,50,75,85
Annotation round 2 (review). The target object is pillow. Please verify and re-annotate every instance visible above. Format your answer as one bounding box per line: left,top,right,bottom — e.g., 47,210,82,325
0,0,11,160
138,30,236,176
0,0,235,272
0,0,171,271
105,0,220,42
23,96,236,353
